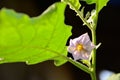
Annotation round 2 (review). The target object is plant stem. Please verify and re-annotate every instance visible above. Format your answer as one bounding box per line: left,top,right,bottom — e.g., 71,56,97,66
63,1,93,30
67,58,91,74
90,29,97,80
90,0,99,78
75,10,92,30
90,71,97,80
90,0,99,75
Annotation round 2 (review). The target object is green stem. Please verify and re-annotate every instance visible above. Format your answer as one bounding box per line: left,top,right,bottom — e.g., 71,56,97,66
75,10,92,30
67,58,91,74
90,30,97,80
90,71,97,80
64,1,93,30
90,0,99,79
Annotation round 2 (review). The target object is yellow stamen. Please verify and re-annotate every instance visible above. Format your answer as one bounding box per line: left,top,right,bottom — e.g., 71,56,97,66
76,44,83,51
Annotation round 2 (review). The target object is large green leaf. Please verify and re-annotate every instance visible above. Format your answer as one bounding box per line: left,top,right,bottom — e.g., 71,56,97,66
0,2,72,66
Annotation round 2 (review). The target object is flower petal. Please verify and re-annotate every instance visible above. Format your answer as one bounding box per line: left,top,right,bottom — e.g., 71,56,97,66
69,39,75,47
67,46,76,54
84,43,95,52
81,52,90,60
72,51,82,60
72,51,89,60
81,33,91,45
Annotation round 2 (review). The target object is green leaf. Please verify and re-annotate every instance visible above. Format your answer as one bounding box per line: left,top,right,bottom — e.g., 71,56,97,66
97,0,109,12
61,0,81,10
82,0,109,12
81,60,91,67
83,0,96,4
0,2,72,66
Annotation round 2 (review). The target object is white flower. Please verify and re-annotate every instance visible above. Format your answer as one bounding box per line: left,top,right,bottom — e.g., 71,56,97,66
67,33,95,60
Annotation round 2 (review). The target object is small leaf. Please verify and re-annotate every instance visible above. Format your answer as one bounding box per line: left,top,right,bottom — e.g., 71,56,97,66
80,7,85,17
85,11,90,20
81,60,91,67
0,2,72,66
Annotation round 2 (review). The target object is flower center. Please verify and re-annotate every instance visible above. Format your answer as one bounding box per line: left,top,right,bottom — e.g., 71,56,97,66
76,44,83,51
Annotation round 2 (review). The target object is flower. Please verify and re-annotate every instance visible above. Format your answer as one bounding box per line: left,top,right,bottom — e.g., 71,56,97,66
67,33,95,60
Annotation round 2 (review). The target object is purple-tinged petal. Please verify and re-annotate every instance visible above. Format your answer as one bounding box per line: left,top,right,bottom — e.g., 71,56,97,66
84,43,95,52
67,46,76,54
72,51,82,60
79,51,89,60
72,51,90,60
69,39,75,46
70,38,79,46
81,33,91,45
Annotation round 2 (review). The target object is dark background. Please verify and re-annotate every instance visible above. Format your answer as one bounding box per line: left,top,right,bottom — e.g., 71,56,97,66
0,0,120,80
